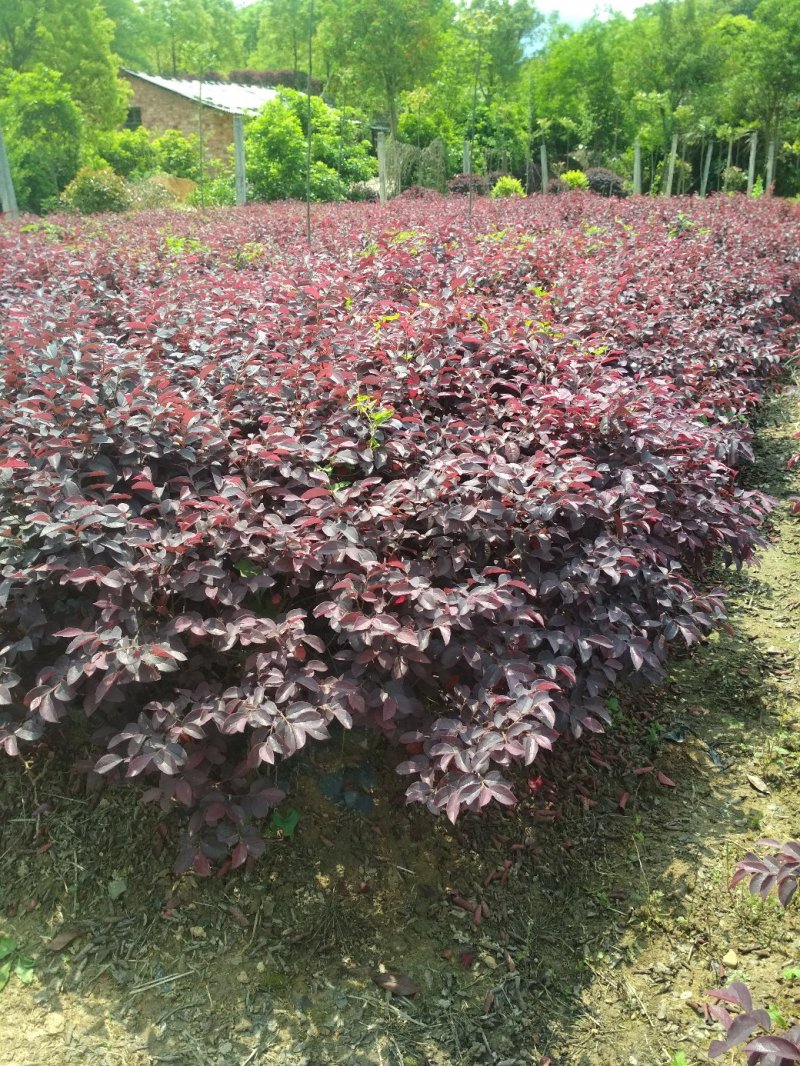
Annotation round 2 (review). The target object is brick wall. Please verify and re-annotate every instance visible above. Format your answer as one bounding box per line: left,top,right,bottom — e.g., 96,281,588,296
123,74,234,165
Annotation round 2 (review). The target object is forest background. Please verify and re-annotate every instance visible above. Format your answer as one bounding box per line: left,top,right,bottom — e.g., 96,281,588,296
0,0,798,211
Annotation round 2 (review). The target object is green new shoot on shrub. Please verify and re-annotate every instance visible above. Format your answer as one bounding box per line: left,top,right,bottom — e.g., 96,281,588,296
490,175,525,199
562,169,589,189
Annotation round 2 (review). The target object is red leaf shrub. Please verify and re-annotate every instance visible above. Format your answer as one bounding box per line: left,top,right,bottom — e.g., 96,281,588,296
0,195,798,872
545,177,570,196
705,982,800,1063
729,839,800,908
585,167,627,197
447,172,489,196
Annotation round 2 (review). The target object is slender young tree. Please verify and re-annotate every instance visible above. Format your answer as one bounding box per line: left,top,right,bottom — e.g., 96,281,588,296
306,0,314,242
467,26,482,221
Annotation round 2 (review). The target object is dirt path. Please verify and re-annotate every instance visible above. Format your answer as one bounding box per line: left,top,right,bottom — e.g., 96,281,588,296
555,391,800,1065
0,393,798,1066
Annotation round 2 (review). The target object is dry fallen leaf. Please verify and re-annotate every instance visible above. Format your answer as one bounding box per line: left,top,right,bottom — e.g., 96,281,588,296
46,928,85,952
371,970,419,997
746,773,770,795
225,904,249,929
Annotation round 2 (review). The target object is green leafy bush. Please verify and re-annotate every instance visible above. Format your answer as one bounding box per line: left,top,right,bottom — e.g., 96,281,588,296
62,167,131,214
245,98,307,201
282,91,375,186
672,158,693,194
309,161,347,201
397,112,439,148
653,159,692,195
126,178,178,211
187,175,236,208
86,128,201,184
723,165,748,192
245,91,375,202
152,129,201,181
562,169,589,189
471,99,529,177
490,175,525,199
91,128,156,180
0,65,82,213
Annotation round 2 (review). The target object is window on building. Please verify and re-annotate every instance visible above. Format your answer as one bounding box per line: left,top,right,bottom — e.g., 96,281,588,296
125,107,142,130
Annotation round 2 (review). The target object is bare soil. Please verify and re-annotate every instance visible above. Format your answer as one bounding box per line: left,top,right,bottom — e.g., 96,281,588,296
1,393,798,1066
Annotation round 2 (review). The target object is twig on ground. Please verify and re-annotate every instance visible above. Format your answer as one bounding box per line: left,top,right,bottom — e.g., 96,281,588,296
129,970,195,995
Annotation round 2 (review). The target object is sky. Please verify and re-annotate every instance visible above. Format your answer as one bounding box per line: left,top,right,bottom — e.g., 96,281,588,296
537,0,647,23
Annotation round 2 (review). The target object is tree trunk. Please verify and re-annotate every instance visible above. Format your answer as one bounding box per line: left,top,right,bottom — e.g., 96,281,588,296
678,136,686,194
383,72,398,138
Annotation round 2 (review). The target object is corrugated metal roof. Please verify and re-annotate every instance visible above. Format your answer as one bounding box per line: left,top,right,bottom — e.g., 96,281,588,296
123,70,278,114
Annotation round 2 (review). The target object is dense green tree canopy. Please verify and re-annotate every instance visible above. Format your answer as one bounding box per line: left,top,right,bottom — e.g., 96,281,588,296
245,87,375,199
321,0,451,133
0,66,83,211
138,0,242,75
251,0,310,78
0,0,126,126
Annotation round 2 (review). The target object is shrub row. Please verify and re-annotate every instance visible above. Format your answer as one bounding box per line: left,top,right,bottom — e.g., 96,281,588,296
0,195,797,872
448,166,626,198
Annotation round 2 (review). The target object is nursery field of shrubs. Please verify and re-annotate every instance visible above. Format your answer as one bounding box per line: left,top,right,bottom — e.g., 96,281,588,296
0,194,798,877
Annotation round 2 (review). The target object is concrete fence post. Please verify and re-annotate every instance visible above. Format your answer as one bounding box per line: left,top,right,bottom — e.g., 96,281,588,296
0,127,19,217
540,142,548,193
664,133,678,195
747,130,758,195
633,139,642,195
233,114,246,206
700,137,713,198
377,130,387,204
765,138,776,193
